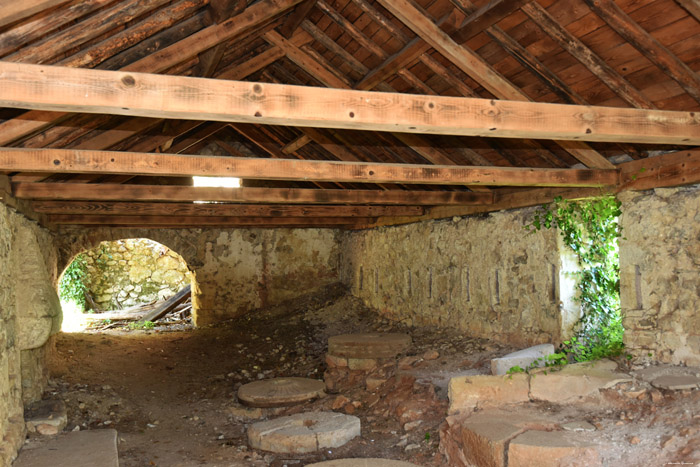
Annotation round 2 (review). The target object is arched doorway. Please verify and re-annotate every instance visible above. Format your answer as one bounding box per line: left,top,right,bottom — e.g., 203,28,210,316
58,238,197,332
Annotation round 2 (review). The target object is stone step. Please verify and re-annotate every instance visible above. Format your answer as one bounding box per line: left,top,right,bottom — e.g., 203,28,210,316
247,411,360,454
13,429,119,467
490,344,555,376
328,333,411,359
237,377,326,408
508,430,602,466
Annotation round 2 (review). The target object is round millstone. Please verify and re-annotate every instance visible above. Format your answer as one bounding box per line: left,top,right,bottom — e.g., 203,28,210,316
328,333,411,359
238,377,326,408
247,411,360,454
306,459,421,467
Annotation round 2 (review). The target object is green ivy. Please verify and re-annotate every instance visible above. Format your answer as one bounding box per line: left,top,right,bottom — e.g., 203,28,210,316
58,253,90,311
526,195,624,362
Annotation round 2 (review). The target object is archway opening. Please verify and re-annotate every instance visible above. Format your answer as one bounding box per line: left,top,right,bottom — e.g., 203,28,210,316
58,238,195,332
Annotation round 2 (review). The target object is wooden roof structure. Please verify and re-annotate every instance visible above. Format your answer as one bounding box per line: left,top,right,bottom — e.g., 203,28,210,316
0,0,698,229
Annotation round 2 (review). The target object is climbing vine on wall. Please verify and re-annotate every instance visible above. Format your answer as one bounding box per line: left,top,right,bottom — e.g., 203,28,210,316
58,253,90,311
526,195,623,361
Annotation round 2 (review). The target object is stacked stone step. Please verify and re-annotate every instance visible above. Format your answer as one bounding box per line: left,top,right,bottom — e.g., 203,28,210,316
324,333,411,393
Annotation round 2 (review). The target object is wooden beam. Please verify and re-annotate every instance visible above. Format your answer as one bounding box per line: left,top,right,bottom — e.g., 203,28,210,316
13,182,494,205
583,0,700,104
618,148,700,191
0,148,619,187
0,0,69,29
47,214,371,226
353,186,611,228
1,63,697,145
31,201,424,217
279,0,316,38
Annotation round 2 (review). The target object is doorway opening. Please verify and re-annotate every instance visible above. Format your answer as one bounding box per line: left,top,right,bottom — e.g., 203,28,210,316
58,238,194,332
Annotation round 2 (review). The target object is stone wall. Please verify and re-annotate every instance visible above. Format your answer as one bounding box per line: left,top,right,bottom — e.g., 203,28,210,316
0,203,60,466
81,239,192,311
58,228,341,325
619,186,700,366
340,208,579,347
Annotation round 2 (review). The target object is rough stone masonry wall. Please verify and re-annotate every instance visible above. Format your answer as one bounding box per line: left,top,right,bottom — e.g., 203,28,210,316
0,203,61,467
83,239,192,311
58,228,340,326
341,208,574,347
619,186,700,366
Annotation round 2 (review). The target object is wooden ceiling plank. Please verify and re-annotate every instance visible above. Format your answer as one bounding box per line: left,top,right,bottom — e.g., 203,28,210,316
7,0,173,64
279,0,317,38
301,20,368,77
377,0,617,169
0,0,113,57
2,62,697,145
521,2,656,110
13,182,494,205
0,0,70,29
47,214,371,226
31,200,424,217
315,0,388,59
61,0,206,69
584,0,700,105
0,148,619,187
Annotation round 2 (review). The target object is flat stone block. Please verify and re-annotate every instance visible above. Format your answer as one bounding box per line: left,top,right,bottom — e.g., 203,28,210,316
325,354,348,368
448,373,529,414
328,333,411,359
508,430,601,467
651,374,700,390
491,344,555,376
247,411,360,454
460,419,523,467
13,429,119,467
306,459,420,466
529,359,631,404
238,377,325,408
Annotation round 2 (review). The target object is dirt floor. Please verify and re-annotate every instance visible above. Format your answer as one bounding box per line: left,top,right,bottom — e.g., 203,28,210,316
24,285,700,466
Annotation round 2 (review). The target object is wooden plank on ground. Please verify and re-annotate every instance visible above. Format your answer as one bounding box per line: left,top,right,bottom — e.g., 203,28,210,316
13,183,493,205
0,63,697,145
0,148,620,187
140,285,191,323
30,201,425,217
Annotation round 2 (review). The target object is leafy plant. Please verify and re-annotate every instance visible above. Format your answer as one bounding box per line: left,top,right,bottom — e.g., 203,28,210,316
58,254,90,311
506,353,568,377
129,321,156,330
526,195,623,362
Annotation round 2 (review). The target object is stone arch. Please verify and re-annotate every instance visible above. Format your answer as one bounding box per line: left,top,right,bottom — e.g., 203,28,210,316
58,232,202,325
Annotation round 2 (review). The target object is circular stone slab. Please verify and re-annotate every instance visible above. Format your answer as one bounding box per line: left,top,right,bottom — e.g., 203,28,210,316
238,377,326,408
306,459,421,466
247,411,360,454
328,333,411,359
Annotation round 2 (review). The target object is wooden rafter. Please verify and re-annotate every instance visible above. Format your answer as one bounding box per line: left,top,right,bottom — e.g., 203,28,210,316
0,0,70,29
1,63,697,145
13,183,493,205
0,148,618,187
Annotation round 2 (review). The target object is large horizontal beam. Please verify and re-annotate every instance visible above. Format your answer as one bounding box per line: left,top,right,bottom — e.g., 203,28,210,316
0,148,618,187
0,62,697,144
31,200,424,217
12,183,493,205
